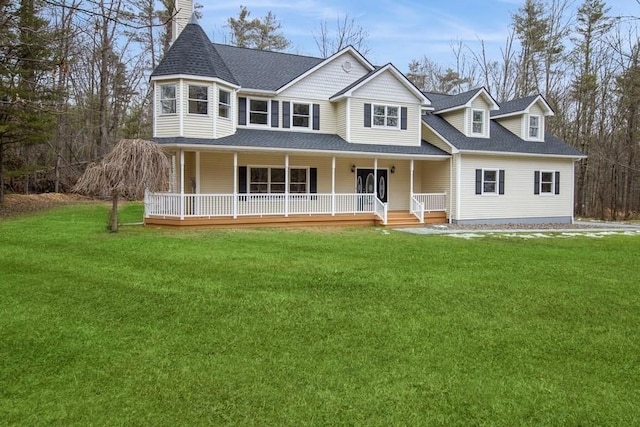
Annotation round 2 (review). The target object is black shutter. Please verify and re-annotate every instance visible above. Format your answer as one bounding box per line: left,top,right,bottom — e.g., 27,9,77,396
238,166,247,194
499,170,505,195
401,107,408,130
555,171,560,194
309,168,317,193
271,100,279,128
534,171,540,194
238,97,247,125
282,102,290,128
364,103,371,127
475,169,482,195
312,104,320,130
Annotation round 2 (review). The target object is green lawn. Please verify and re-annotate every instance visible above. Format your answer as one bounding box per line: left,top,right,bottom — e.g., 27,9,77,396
1,203,639,425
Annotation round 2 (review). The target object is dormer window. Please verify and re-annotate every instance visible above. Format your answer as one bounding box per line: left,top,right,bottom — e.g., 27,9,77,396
249,99,269,125
373,104,399,128
472,109,485,135
529,115,541,139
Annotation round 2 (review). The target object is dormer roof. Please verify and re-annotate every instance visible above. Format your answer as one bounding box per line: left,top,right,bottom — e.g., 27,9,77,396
491,94,554,118
425,87,499,114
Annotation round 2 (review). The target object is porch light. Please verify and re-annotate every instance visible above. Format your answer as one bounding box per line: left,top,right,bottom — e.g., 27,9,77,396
391,165,396,174
351,164,356,173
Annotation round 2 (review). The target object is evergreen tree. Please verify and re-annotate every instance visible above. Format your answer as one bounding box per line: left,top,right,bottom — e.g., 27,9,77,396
227,6,290,51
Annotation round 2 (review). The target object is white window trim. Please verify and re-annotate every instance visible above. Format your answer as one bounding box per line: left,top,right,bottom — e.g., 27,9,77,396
187,84,209,115
159,83,177,116
481,168,499,196
247,98,271,127
539,170,555,195
291,102,312,128
471,109,485,136
218,89,231,120
372,104,400,130
247,165,309,194
527,114,543,141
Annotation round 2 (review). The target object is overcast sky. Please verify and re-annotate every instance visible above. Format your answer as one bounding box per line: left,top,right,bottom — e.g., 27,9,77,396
198,0,639,72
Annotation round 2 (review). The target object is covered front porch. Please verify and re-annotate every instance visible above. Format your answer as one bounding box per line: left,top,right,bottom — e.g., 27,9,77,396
144,148,449,228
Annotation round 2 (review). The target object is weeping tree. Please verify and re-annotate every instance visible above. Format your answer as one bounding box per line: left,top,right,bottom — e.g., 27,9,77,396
74,138,170,232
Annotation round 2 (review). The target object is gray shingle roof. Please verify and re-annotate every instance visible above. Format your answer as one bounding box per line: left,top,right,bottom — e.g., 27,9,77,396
422,113,583,157
153,129,450,157
151,23,237,84
425,88,483,112
212,44,323,91
491,95,540,117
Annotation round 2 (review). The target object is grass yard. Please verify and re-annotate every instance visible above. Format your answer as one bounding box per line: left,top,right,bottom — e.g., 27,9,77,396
1,203,639,425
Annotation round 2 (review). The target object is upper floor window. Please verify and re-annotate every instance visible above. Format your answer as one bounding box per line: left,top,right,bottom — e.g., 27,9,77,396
188,85,208,115
219,89,230,119
292,103,310,128
249,99,269,125
160,84,176,115
529,115,540,139
373,104,399,128
472,109,484,135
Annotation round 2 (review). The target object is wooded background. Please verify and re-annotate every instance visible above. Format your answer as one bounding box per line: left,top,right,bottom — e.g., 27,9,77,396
0,0,638,219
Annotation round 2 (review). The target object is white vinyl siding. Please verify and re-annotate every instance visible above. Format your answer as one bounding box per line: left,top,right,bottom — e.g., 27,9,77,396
420,123,454,154
352,71,418,103
458,154,574,221
419,160,450,194
350,98,420,146
440,111,464,134
495,116,521,139
215,86,235,138
336,100,347,140
181,80,213,138
467,96,490,137
280,51,370,100
155,80,180,137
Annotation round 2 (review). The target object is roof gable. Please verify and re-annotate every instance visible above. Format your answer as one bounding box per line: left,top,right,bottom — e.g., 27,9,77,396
330,63,429,105
492,94,555,118
428,88,499,114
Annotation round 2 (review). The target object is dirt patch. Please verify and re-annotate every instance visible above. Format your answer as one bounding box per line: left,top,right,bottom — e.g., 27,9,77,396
0,193,95,219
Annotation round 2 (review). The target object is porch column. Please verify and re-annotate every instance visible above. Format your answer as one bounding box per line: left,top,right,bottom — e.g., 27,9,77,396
233,152,238,219
331,157,336,216
179,149,185,220
373,158,378,200
410,159,414,196
284,154,289,217
195,151,201,216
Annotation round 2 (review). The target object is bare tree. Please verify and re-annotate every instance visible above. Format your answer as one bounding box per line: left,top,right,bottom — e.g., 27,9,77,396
73,139,170,232
314,13,369,58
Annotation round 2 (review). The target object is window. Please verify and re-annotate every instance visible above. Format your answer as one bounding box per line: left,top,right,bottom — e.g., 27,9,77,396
540,171,554,193
292,103,310,128
372,104,399,128
472,109,484,134
160,84,176,114
476,169,505,195
249,99,269,125
289,168,307,193
219,89,230,118
483,170,497,194
529,115,540,139
188,85,208,115
534,170,560,195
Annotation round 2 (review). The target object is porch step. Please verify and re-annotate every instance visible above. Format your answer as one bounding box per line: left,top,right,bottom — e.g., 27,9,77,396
376,211,448,227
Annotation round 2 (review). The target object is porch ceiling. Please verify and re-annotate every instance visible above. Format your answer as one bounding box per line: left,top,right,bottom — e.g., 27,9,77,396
153,129,451,160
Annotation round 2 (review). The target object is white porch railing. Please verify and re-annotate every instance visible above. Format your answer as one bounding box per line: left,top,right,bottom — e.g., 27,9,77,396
410,195,425,223
374,198,388,225
413,193,447,212
144,191,377,219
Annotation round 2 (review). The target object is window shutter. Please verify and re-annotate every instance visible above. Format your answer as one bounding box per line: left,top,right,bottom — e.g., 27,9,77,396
534,171,540,194
401,107,408,130
238,97,247,125
499,170,505,194
364,103,371,127
282,102,290,128
238,166,247,193
312,104,320,130
271,100,279,128
555,171,560,194
475,169,482,195
309,168,317,193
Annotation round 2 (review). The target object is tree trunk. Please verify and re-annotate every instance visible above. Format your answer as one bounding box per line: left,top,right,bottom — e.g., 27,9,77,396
110,192,119,232
0,139,4,204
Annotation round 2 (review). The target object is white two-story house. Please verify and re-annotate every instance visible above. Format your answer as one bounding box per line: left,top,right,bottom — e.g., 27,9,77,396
145,4,584,227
